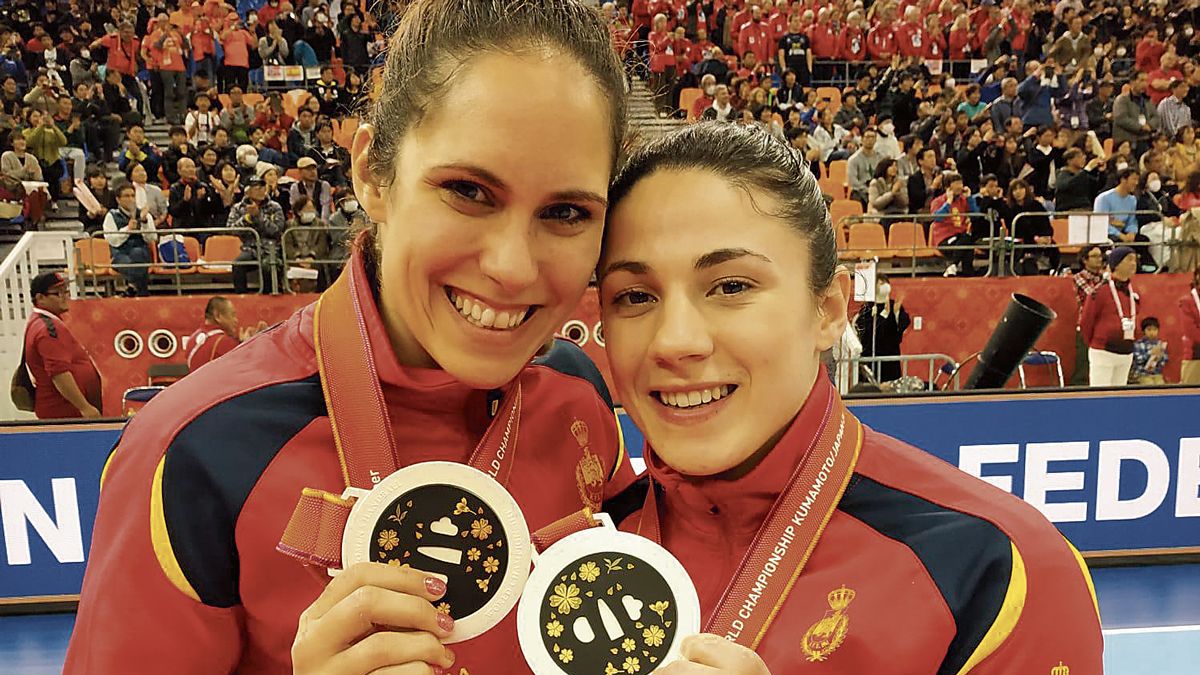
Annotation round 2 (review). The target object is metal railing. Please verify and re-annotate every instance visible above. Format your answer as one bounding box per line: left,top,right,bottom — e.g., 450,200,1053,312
838,211,998,276
280,225,351,292
845,353,961,391
76,227,263,296
1009,210,1182,274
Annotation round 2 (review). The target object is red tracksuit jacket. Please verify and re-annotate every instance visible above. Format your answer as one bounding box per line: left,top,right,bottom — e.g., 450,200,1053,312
616,374,1103,673
1081,279,1137,352
66,265,633,673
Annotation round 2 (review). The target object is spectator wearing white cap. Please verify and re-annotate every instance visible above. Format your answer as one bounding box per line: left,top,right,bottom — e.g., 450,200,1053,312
289,156,332,221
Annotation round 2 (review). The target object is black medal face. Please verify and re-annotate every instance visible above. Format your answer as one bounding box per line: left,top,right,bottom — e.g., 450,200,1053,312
369,484,508,620
537,552,679,674
343,462,532,643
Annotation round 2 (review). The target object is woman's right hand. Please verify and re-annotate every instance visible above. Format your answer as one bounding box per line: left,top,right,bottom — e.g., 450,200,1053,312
293,563,458,675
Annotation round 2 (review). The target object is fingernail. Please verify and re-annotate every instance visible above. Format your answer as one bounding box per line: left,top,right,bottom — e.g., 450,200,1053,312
433,668,447,675
437,612,455,633
425,576,446,597
445,647,456,664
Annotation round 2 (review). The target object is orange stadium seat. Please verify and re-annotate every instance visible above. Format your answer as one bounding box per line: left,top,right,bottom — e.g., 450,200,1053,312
679,88,703,122
846,221,892,260
150,237,202,277
816,86,841,116
75,239,119,279
829,199,863,230
887,221,940,259
199,235,243,276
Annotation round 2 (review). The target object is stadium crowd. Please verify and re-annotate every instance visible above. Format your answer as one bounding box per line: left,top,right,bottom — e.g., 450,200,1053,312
0,0,377,295
610,0,1200,278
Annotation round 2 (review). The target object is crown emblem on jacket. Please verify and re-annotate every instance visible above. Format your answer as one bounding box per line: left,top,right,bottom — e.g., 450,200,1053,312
570,419,589,447
827,586,856,611
1051,662,1070,675
802,586,855,662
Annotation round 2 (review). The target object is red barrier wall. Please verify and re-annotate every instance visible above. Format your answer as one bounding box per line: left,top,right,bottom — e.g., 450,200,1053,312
61,274,1197,416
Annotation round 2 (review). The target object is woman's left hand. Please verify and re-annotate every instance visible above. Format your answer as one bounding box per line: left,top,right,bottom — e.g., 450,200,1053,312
659,634,771,674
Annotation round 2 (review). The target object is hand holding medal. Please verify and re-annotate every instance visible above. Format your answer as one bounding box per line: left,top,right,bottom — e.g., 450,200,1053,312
291,562,458,674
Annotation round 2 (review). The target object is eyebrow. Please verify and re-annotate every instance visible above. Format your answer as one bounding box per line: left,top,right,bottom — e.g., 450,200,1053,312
695,248,773,269
599,248,772,280
432,163,608,207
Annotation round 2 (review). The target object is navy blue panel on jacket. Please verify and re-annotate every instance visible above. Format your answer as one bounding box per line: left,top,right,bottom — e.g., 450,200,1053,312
837,474,1014,675
161,375,326,607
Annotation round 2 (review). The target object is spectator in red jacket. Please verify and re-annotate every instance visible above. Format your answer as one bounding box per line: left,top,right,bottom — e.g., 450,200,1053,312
1081,246,1140,386
186,296,268,371
1180,267,1200,384
1147,51,1184,107
867,5,898,62
923,13,947,60
895,5,927,59
20,271,102,419
1136,26,1167,74
219,21,258,93
737,5,773,67
648,13,676,115
840,10,868,63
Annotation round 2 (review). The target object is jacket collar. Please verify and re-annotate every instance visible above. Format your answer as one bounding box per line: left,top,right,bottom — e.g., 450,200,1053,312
344,246,483,421
646,372,836,540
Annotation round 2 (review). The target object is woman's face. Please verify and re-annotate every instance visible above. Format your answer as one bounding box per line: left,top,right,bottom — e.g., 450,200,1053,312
1185,127,1197,144
886,162,898,179
131,164,147,184
600,169,849,476
353,51,612,389
202,150,217,166
222,165,237,182
1012,184,1027,202
28,110,41,126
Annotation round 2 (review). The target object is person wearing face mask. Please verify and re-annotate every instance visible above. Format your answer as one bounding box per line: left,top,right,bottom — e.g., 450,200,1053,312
303,10,336,63
285,194,330,291
872,114,902,159
599,123,1102,674
103,182,159,297
691,74,718,120
853,274,911,383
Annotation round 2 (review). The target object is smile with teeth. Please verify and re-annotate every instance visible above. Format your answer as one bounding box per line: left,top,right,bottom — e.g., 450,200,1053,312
654,385,736,409
447,289,534,331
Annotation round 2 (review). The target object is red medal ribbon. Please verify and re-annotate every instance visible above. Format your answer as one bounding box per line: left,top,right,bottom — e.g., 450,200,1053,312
278,249,591,568
638,393,864,649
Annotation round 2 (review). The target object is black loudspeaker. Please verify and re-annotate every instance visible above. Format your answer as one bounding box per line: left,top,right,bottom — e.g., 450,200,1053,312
964,294,1057,390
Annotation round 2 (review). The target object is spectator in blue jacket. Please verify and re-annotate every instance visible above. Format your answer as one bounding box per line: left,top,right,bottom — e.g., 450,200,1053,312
1019,60,1067,128
1095,168,1156,271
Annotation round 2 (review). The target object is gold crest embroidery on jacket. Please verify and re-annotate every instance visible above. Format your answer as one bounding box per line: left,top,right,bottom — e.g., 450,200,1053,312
801,586,855,662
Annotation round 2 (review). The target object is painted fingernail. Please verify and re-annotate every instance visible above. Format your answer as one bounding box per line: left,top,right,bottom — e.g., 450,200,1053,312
425,576,447,597
437,612,455,633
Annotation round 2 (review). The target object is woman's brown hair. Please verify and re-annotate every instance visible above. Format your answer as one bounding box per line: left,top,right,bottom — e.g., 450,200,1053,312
364,0,629,186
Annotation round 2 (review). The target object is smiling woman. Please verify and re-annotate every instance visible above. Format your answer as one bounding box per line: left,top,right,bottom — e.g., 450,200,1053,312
64,2,635,675
599,123,1104,675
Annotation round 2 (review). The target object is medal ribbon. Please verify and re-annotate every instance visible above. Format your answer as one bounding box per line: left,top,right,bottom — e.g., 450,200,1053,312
278,249,595,568
638,393,863,650
1108,280,1136,328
